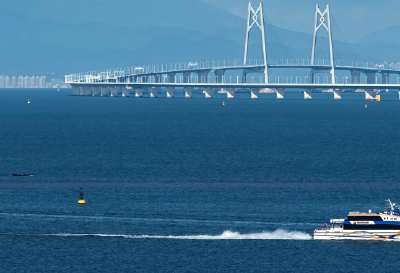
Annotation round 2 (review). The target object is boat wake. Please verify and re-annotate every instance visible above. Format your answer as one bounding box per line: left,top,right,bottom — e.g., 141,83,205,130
46,230,312,240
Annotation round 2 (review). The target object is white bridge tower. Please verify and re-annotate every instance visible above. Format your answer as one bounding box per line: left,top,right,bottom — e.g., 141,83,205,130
310,5,335,84
243,2,268,83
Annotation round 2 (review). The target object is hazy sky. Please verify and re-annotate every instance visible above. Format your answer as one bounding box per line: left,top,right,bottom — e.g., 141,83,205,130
201,0,400,42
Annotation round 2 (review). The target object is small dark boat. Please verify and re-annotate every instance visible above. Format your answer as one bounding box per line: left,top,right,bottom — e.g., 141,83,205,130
12,173,34,177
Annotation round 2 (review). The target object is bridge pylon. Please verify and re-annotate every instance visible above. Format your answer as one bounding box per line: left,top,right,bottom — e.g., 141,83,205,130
311,5,335,84
244,2,268,83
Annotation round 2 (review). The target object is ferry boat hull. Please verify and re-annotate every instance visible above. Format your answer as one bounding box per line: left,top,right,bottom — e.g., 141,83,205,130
314,230,400,241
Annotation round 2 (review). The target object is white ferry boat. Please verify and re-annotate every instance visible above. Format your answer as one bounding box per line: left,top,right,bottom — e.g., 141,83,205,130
314,199,400,241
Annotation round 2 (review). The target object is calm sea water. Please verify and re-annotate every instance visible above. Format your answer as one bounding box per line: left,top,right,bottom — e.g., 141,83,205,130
1,89,400,272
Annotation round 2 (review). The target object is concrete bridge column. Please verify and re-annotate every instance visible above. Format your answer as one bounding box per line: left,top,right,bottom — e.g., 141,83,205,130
304,89,313,100
398,90,400,100
168,74,176,83
152,87,158,98
366,72,376,84
309,70,315,84
150,87,160,98
242,71,247,83
100,87,109,96
351,71,361,84
226,88,235,99
184,87,193,98
79,86,85,96
72,86,78,95
183,72,191,83
382,73,389,84
167,87,175,98
85,86,92,96
276,88,285,99
204,88,214,99
214,70,225,83
122,87,130,97
251,89,259,99
197,71,209,83
135,89,143,97
365,72,376,100
110,87,118,97
333,89,342,100
92,86,100,96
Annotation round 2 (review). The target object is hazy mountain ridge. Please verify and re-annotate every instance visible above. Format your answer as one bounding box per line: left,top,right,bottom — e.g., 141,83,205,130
1,2,400,76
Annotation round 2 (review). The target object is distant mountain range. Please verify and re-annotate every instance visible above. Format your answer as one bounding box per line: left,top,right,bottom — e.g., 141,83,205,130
0,0,399,77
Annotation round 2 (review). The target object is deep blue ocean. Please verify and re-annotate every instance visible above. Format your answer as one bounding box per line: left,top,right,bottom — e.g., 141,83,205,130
1,89,400,272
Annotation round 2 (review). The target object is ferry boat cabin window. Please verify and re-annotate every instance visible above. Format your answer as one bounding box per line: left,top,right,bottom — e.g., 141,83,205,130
347,216,382,221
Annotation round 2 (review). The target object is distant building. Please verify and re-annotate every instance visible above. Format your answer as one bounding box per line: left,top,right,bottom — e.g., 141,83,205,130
39,76,46,88
11,76,17,88
4,76,10,88
23,76,28,88
29,76,35,88
0,75,59,89
18,76,24,88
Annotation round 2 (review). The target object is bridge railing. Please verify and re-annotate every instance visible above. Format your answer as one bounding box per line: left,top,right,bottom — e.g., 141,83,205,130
66,58,400,84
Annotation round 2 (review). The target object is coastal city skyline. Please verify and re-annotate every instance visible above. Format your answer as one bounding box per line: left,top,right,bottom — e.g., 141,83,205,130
0,75,68,88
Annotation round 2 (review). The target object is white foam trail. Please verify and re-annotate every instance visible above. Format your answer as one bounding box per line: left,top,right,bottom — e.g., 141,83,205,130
47,230,312,240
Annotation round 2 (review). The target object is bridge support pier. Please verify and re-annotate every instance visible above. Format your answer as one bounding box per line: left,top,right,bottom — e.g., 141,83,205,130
204,88,214,99
398,90,400,100
85,86,92,96
365,90,374,100
150,87,160,98
333,89,342,100
135,89,143,98
304,89,312,100
251,89,259,99
382,73,390,92
183,72,191,83
366,72,376,84
215,70,225,83
167,87,175,98
110,87,118,97
184,87,193,98
351,71,361,84
72,86,78,95
79,86,84,96
226,88,235,99
122,87,130,97
198,71,209,83
382,73,389,84
276,88,285,99
101,87,109,96
92,86,100,96
168,74,176,83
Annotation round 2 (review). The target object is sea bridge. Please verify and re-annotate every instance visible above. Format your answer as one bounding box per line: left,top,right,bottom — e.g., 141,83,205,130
65,2,400,100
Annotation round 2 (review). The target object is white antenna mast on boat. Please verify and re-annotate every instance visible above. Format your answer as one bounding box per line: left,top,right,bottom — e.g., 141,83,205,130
387,199,394,214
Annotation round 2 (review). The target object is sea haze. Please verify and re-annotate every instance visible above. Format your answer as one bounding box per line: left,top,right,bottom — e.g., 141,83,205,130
1,89,400,272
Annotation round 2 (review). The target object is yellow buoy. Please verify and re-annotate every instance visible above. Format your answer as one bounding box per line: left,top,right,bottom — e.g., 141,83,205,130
78,199,86,204
376,94,381,102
